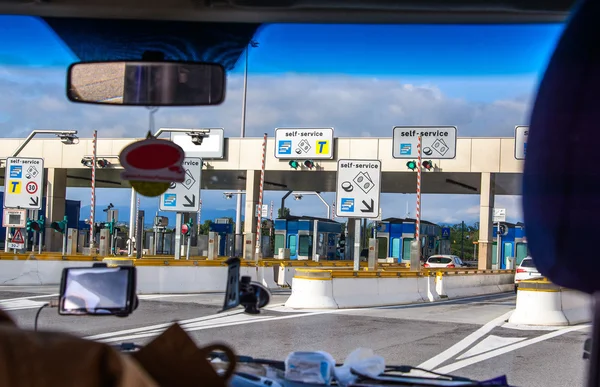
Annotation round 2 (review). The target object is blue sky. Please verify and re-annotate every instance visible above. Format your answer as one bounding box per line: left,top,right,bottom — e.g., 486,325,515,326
0,16,565,224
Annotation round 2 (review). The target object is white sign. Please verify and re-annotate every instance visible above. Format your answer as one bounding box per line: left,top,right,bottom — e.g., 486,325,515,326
515,125,528,160
274,128,334,160
493,208,506,222
3,157,44,210
8,242,24,250
392,126,457,159
2,209,26,228
159,157,202,212
335,159,382,219
255,204,269,218
170,128,225,159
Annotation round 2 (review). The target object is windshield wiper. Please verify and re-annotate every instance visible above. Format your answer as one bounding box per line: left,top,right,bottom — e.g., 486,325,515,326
351,367,510,386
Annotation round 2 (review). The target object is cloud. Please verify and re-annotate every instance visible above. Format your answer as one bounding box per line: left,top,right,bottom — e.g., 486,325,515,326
1,65,530,223
0,66,532,139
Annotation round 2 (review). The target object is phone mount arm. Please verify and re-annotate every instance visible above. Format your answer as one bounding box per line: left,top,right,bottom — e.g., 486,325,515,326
220,258,271,314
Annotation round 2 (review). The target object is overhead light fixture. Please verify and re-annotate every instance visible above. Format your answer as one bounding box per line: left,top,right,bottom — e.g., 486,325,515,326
81,157,93,167
97,159,110,168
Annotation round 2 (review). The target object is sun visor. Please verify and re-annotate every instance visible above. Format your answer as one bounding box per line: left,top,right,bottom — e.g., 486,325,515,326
523,0,600,293
42,17,261,71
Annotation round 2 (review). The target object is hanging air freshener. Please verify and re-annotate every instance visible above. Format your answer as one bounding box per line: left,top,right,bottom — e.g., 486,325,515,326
119,131,185,197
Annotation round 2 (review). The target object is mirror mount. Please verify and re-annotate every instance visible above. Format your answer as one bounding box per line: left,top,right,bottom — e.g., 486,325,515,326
220,257,271,314
142,50,165,61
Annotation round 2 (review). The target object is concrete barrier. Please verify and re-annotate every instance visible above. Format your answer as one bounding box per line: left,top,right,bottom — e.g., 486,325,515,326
285,269,515,309
508,279,591,326
0,259,94,285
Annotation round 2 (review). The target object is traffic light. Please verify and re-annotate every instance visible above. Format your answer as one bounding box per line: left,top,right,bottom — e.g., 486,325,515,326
304,160,315,169
97,159,110,168
26,218,43,232
422,160,433,171
51,216,68,234
181,219,193,236
406,160,417,171
289,160,299,169
104,219,116,235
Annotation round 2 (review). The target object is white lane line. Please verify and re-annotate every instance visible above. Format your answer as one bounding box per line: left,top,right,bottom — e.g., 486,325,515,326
434,324,591,374
0,293,58,302
416,310,513,372
98,308,354,344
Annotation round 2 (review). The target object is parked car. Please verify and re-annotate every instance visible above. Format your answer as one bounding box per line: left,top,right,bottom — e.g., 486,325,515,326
514,256,543,292
423,255,468,269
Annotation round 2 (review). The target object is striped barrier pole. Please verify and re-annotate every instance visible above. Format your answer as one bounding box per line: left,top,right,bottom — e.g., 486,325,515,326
255,133,268,260
89,130,97,255
415,135,422,244
198,199,202,235
331,202,335,220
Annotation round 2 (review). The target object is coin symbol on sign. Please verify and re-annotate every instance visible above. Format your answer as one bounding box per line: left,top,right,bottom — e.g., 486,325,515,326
26,181,38,194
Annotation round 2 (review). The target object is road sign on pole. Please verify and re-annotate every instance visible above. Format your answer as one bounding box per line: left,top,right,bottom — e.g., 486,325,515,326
392,126,457,159
3,157,44,210
515,125,528,160
274,128,334,160
159,157,202,212
335,159,382,219
493,208,506,222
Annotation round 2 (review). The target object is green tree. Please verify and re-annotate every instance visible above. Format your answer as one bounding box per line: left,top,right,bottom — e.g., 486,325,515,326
278,207,291,218
448,222,479,261
199,220,212,235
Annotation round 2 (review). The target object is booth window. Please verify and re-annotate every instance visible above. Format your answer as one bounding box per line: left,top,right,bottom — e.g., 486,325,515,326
288,235,297,256
275,234,285,253
299,235,312,256
377,237,388,259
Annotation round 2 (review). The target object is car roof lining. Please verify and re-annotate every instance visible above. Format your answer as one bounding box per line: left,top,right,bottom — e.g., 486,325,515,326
0,0,575,23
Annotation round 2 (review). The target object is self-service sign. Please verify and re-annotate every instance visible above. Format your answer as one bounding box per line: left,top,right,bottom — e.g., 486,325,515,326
392,126,457,159
3,157,44,210
515,125,528,160
274,128,334,159
335,159,381,219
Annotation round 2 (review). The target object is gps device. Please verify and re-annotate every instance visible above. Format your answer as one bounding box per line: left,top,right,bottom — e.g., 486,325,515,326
58,266,137,316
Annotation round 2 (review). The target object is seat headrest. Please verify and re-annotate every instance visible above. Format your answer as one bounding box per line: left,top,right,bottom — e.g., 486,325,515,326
523,0,600,293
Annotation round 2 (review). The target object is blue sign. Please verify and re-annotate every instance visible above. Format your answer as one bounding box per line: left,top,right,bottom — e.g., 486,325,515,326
9,165,22,179
340,198,355,212
278,140,292,155
441,227,451,238
400,143,412,155
163,194,177,207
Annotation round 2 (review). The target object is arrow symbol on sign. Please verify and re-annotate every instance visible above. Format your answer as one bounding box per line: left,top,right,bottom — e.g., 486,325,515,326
29,197,39,207
183,195,196,208
361,199,374,213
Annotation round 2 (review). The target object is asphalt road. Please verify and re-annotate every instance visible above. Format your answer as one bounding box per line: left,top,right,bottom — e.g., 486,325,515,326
0,286,591,387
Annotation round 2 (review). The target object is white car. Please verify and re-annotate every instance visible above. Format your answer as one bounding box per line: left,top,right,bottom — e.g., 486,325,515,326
514,256,543,291
423,255,467,269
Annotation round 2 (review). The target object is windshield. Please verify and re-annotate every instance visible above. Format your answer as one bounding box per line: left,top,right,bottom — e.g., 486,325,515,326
0,16,585,387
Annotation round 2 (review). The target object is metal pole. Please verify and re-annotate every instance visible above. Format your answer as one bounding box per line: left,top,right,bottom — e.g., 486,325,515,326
38,231,42,254
128,188,136,256
254,133,268,261
11,130,78,158
496,221,502,269
312,219,319,261
62,230,66,256
136,210,143,259
174,212,182,260
198,199,202,236
461,221,465,259
89,130,97,255
353,219,361,271
280,191,292,217
4,225,8,253
416,135,423,260
186,230,191,260
235,43,250,256
313,192,331,219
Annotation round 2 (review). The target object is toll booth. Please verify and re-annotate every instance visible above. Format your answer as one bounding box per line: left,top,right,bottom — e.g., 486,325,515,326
274,216,342,260
0,192,81,250
492,222,528,269
209,218,234,257
374,218,442,262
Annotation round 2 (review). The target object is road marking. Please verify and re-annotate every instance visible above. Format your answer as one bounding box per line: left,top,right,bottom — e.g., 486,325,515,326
416,310,513,372
435,324,590,374
0,294,58,311
92,308,356,344
456,335,526,360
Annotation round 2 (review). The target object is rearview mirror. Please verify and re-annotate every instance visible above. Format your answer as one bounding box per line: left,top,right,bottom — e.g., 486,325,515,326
67,61,226,106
